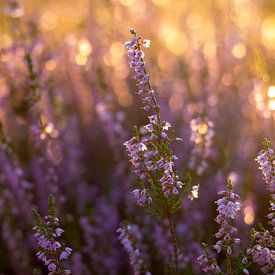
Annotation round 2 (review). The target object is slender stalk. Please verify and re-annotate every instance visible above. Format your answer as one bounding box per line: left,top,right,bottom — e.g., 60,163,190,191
167,212,179,275
226,254,232,275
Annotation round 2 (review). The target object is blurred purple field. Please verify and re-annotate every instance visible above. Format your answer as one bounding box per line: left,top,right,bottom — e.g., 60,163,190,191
0,0,274,274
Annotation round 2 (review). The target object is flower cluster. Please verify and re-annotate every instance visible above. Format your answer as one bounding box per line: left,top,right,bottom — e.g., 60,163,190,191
124,29,184,202
125,28,156,113
197,181,242,273
33,195,72,274
255,140,275,192
117,223,150,275
189,116,214,176
213,182,241,255
248,239,275,273
132,188,153,206
248,140,275,273
196,246,221,274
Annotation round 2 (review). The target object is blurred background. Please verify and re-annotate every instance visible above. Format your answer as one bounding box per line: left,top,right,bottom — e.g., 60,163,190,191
0,0,274,274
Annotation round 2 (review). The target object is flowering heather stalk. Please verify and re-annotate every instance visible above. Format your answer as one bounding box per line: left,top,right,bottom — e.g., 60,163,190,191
33,195,72,274
124,28,189,273
189,115,214,176
124,28,185,198
196,244,221,274
117,223,150,275
248,139,275,273
197,180,242,274
255,139,275,193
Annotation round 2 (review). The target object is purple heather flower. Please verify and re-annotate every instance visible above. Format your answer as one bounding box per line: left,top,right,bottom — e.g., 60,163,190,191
117,224,150,275
197,181,242,273
132,188,152,206
249,142,275,273
197,254,221,273
60,247,73,260
124,29,185,201
255,146,275,192
213,185,242,255
33,195,72,274
48,263,57,272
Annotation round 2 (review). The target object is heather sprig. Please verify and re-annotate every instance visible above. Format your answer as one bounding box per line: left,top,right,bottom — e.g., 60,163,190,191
247,139,275,273
124,28,190,274
33,195,72,274
117,223,151,275
197,180,242,274
255,138,275,193
197,244,221,274
124,28,189,213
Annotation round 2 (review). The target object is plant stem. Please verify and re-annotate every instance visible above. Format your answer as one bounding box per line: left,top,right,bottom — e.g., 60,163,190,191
226,254,232,275
167,212,179,275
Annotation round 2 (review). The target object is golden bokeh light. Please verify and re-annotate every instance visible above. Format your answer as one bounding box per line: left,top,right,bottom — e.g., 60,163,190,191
232,43,247,59
78,39,92,57
197,123,208,135
110,42,125,59
75,54,87,65
186,13,203,30
267,86,275,98
152,0,170,6
268,99,275,111
160,24,187,55
45,60,57,71
244,206,255,225
203,41,216,58
45,123,54,134
40,12,58,32
0,34,13,49
120,0,134,6
261,15,275,50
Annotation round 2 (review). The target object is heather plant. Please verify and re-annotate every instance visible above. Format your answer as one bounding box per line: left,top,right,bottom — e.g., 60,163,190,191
197,180,243,274
117,223,150,275
246,139,275,273
123,28,191,273
33,195,72,274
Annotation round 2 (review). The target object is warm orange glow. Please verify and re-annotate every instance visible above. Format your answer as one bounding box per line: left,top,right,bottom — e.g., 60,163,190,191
267,86,275,98
232,43,247,59
152,0,170,5
120,0,134,6
268,99,275,111
45,123,54,134
244,206,255,225
78,39,92,56
261,16,275,50
160,24,187,55
40,12,58,31
197,123,208,135
110,42,125,59
75,54,87,65
45,60,57,71
186,13,202,30
0,34,13,49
